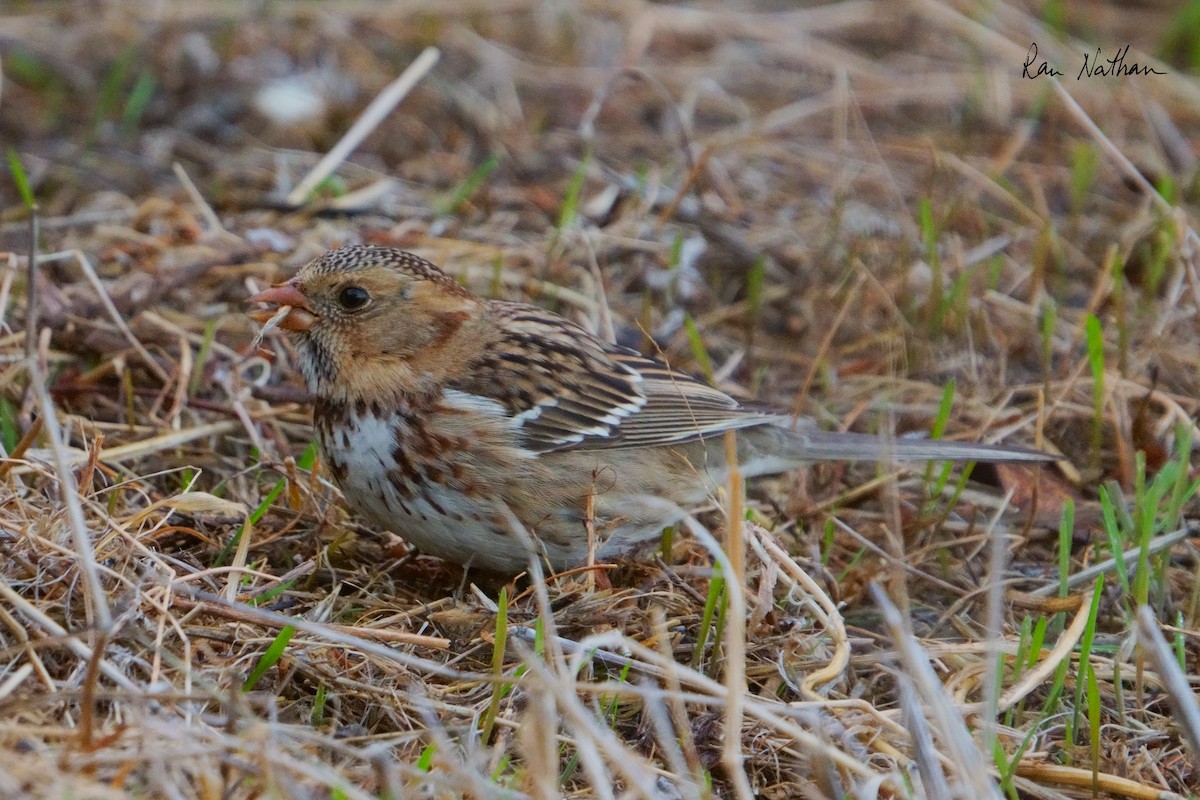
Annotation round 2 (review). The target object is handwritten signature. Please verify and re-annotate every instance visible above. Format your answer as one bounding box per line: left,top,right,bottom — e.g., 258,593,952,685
1023,43,1166,80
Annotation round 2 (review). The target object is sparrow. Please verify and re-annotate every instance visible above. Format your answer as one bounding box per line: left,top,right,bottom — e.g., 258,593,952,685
248,245,1052,573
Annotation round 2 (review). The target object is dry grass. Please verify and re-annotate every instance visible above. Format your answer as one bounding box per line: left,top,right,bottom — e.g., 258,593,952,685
2,1,1200,797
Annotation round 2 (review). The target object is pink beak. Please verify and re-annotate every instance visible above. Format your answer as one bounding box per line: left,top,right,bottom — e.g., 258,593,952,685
247,279,317,331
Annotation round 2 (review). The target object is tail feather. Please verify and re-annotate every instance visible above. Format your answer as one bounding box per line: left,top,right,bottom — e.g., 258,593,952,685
793,429,1055,464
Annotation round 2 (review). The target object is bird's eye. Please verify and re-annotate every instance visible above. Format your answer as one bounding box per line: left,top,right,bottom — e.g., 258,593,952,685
337,285,370,311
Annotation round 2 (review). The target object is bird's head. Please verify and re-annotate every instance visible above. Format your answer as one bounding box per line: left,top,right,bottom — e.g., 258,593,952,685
248,245,480,401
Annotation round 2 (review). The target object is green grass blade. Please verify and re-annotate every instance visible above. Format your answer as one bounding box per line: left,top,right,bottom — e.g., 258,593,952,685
556,151,590,233
242,624,296,692
296,440,319,471
692,561,725,671
480,586,509,743
311,683,328,726
1069,576,1104,744
1098,486,1130,596
416,742,435,772
247,579,296,607
0,396,19,453
214,473,286,567
918,197,943,334
1058,498,1074,600
7,149,35,209
434,152,501,215
1086,658,1101,784
683,314,715,383
1069,142,1097,217
930,378,955,440
95,46,136,131
745,254,766,342
188,318,220,398
1131,452,1156,609
1164,424,1197,533
121,70,157,136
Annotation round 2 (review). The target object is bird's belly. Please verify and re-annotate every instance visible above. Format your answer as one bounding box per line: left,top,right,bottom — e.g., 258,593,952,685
347,478,533,571
316,409,733,572
318,406,564,572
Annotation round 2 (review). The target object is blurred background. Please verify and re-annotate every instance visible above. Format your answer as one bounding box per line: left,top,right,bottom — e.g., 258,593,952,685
2,2,1200,798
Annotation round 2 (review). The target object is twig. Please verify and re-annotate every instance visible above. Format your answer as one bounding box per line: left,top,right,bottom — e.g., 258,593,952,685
224,512,253,604
173,161,239,243
1014,762,1188,800
286,47,440,206
0,251,17,336
789,274,862,422
1028,524,1193,596
27,357,113,633
6,416,277,477
170,585,469,679
979,488,1016,765
748,525,849,698
514,647,661,799
0,580,131,690
1136,605,1200,761
0,664,33,701
23,210,38,362
139,310,241,361
60,249,173,385
721,431,753,800
0,414,41,479
582,235,615,344
897,673,954,800
554,619,895,787
579,67,696,176
870,582,1003,799
168,594,450,651
990,588,1095,714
